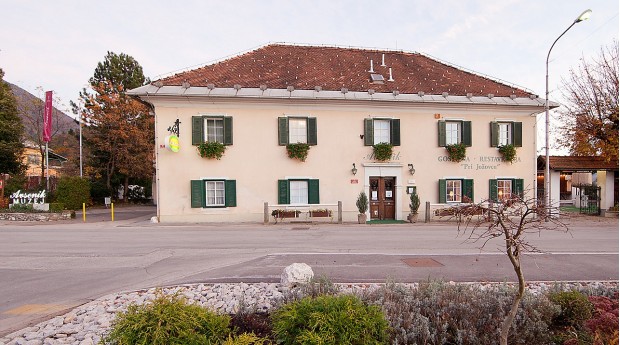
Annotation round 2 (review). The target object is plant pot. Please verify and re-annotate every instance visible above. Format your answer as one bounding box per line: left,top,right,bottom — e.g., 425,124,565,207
310,210,331,217
280,211,299,218
358,213,367,224
408,213,418,223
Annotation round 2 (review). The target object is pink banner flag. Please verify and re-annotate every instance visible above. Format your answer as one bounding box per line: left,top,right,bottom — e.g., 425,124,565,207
43,91,53,142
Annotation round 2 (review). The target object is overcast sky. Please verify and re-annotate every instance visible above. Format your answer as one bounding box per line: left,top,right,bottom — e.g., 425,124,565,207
1,0,617,153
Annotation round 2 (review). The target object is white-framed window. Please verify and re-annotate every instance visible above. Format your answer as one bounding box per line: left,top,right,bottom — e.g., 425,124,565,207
192,115,233,146
445,122,461,145
497,179,512,200
364,118,400,146
190,179,236,208
205,118,224,143
446,179,462,203
205,181,225,206
288,118,308,144
289,180,309,204
278,117,317,146
373,119,391,144
498,123,511,146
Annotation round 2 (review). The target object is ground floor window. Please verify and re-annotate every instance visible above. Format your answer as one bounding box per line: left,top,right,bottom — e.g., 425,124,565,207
190,179,236,208
489,178,524,202
439,178,474,203
278,179,319,204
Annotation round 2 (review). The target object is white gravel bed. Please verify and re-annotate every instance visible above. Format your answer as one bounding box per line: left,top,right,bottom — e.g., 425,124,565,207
1,281,617,345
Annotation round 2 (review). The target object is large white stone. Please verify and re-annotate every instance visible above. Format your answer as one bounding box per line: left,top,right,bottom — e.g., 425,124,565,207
280,263,314,288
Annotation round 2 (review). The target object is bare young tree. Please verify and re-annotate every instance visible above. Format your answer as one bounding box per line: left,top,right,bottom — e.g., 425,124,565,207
558,40,619,162
449,191,568,345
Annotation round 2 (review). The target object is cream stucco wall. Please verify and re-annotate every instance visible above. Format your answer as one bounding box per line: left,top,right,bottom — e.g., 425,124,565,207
148,97,540,222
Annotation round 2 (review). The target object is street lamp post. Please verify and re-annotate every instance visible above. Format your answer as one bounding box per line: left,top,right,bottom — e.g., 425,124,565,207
544,9,592,214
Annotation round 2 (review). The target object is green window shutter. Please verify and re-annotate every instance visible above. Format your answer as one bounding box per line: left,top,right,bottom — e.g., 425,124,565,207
463,179,474,202
390,119,401,146
190,180,204,208
223,116,233,145
490,122,499,147
512,178,524,196
278,179,289,204
462,121,472,147
224,180,237,207
192,116,203,146
513,122,522,147
307,117,317,145
278,117,289,146
308,179,320,204
364,119,374,146
439,179,447,204
438,121,446,147
489,179,498,202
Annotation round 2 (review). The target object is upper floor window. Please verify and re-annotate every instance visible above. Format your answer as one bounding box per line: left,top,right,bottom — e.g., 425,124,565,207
438,120,472,147
364,118,400,146
192,115,233,145
490,121,522,147
278,117,317,145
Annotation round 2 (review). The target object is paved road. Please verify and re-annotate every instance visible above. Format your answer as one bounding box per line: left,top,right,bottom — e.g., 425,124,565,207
0,206,617,336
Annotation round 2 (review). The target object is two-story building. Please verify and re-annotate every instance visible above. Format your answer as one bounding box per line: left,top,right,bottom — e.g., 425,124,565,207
129,44,548,223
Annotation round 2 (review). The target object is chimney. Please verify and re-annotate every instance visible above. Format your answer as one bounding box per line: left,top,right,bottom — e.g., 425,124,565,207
388,68,394,82
368,59,375,73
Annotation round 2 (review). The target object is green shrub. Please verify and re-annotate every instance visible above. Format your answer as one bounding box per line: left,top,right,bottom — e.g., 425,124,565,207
55,177,90,210
101,293,230,345
49,202,64,212
8,204,36,213
361,281,558,345
549,290,594,328
446,142,467,162
356,191,368,214
222,333,272,345
271,294,389,345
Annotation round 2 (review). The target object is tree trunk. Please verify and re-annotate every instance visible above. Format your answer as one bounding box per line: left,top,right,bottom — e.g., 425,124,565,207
123,176,129,203
499,247,525,345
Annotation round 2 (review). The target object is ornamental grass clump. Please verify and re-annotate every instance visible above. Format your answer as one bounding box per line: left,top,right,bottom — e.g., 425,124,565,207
100,293,230,345
271,294,389,345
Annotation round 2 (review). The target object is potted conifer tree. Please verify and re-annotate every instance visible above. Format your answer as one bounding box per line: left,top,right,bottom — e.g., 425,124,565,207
408,191,420,223
356,191,369,224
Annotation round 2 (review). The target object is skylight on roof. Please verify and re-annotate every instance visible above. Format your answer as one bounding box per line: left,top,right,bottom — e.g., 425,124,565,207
370,74,384,84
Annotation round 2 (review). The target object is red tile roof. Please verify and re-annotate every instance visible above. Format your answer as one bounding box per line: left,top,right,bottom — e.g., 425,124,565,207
538,155,619,171
159,44,532,97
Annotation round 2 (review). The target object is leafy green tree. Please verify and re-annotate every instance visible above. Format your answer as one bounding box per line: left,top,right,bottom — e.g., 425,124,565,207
0,68,25,176
73,52,153,201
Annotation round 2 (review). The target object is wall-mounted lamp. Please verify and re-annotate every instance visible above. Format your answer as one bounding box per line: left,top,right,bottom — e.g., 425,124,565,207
351,163,358,176
408,164,415,175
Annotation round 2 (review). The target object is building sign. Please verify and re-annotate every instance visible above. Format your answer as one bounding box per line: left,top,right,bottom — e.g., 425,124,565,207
165,135,180,152
437,155,522,170
10,190,46,204
350,179,358,184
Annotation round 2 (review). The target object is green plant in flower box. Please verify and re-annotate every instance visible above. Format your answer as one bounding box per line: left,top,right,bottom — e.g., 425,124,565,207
197,141,226,160
286,143,310,161
446,143,467,162
498,144,517,163
373,142,393,161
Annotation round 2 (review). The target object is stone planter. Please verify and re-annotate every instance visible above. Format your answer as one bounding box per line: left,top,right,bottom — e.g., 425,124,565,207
358,213,367,224
408,213,418,223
